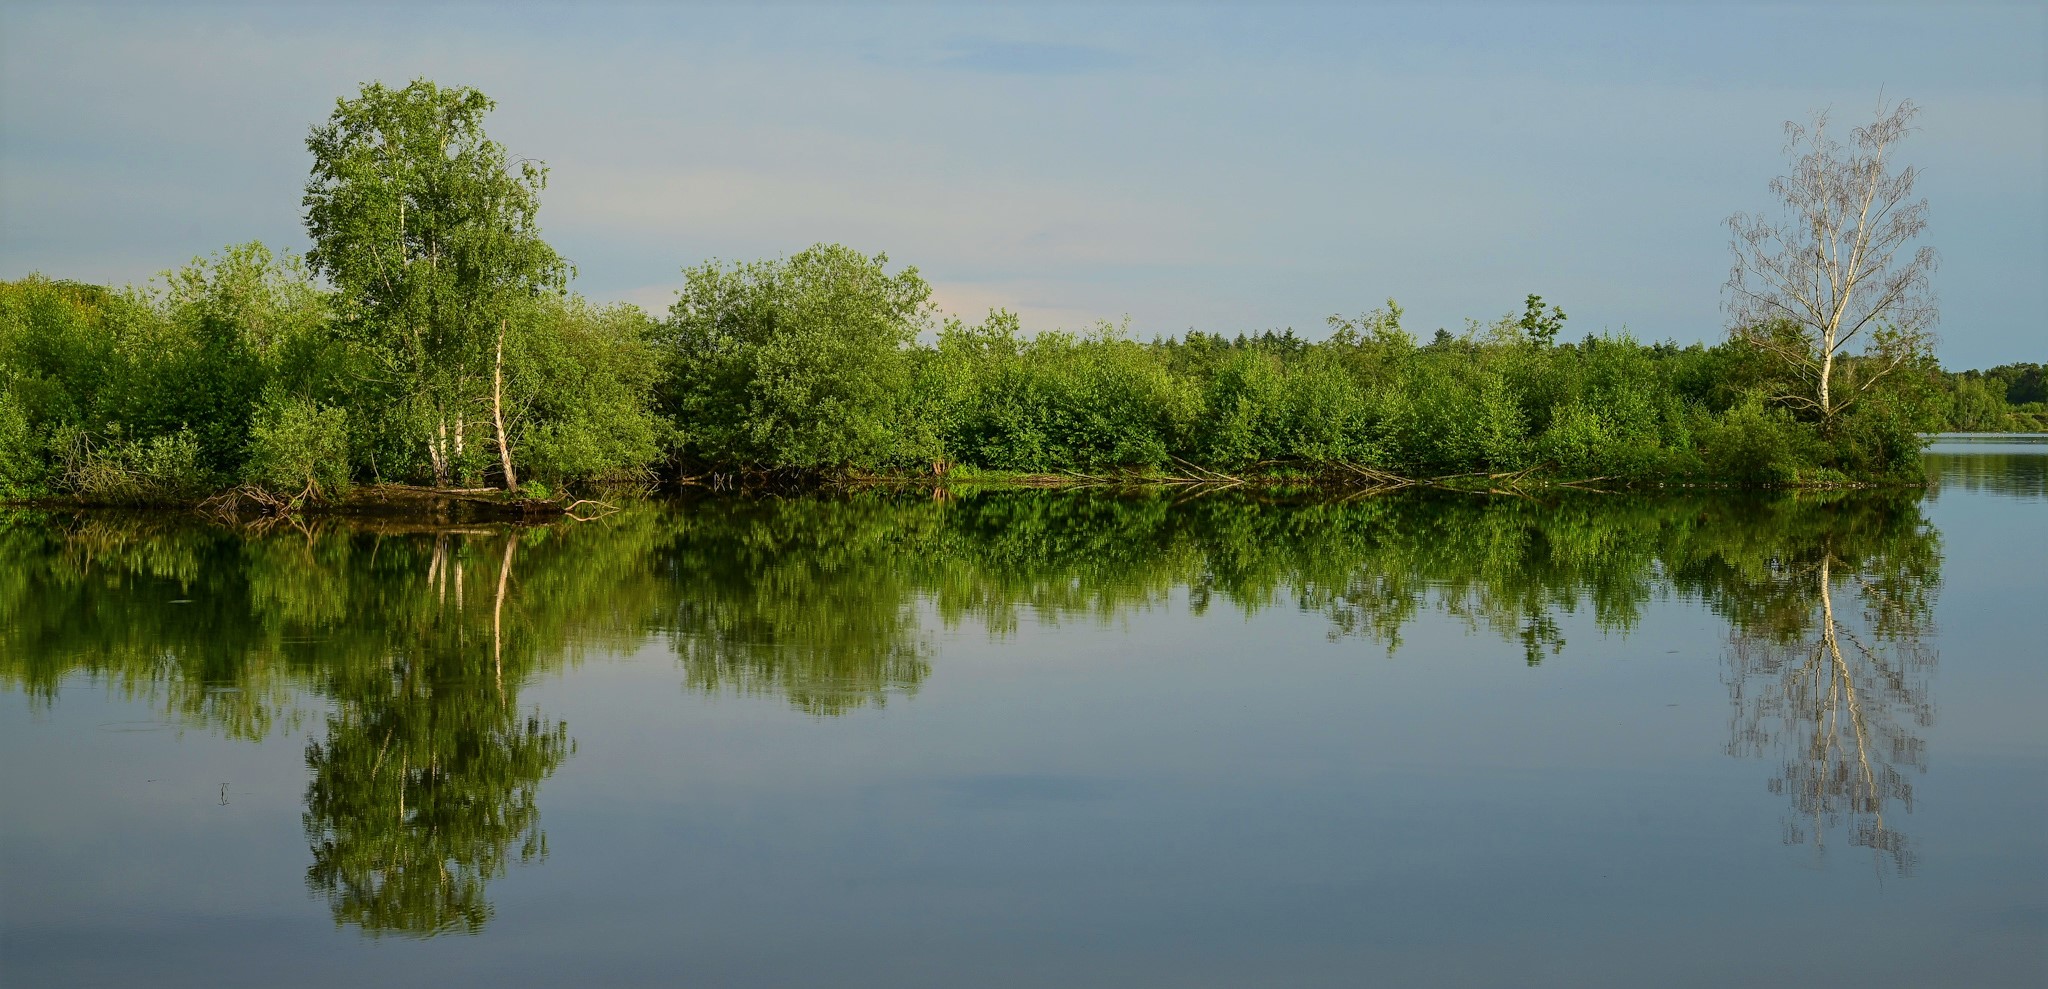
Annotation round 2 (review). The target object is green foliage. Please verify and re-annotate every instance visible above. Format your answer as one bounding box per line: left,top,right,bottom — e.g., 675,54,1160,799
55,426,211,504
304,79,567,487
1537,401,1616,475
1925,362,2048,432
1947,377,2007,431
0,390,40,497
303,79,565,343
659,244,933,470
0,277,119,435
922,314,1199,471
0,246,351,501
1518,293,1567,347
505,296,668,485
1827,403,1926,479
1695,395,1808,485
2000,363,2047,405
244,390,352,499
125,243,333,477
1,74,1983,492
0,254,1962,492
1196,350,1364,467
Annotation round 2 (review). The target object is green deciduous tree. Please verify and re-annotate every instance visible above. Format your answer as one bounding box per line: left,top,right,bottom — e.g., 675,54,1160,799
1518,293,1567,347
501,295,668,486
303,79,566,488
658,244,933,471
244,389,352,499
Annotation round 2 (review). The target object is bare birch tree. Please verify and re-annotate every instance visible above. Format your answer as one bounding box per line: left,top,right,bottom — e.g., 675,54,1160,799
1726,98,1937,420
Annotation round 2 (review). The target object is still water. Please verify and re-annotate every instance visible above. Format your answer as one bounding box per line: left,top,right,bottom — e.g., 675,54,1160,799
2,439,2043,987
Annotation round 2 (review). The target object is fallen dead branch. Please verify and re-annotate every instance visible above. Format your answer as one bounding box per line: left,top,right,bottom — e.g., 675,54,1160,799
200,482,319,524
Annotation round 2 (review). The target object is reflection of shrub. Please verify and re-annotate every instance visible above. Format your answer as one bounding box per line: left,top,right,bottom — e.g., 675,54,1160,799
59,427,210,503
244,391,351,499
0,391,42,498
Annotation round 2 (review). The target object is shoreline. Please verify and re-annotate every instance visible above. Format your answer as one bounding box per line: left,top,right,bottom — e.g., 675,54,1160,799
1,469,1935,519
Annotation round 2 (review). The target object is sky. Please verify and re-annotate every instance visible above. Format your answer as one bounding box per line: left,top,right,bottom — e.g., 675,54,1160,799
1,1,2042,367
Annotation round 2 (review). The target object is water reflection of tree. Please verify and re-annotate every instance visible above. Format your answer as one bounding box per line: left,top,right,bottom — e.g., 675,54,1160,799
1716,504,1939,875
302,688,570,935
0,515,680,936
0,487,1950,909
301,534,575,936
656,499,933,715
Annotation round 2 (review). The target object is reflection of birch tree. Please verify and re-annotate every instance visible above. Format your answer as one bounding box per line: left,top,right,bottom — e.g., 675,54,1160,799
303,533,573,937
1724,545,1937,875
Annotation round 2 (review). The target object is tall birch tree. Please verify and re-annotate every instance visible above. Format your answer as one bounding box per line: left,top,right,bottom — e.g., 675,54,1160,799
1725,98,1937,422
303,79,564,488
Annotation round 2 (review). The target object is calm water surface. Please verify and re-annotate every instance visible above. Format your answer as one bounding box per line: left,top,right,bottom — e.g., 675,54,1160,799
3,439,2044,987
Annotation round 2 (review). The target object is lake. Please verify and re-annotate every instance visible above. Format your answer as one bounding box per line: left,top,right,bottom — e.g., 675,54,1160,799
3,437,2043,987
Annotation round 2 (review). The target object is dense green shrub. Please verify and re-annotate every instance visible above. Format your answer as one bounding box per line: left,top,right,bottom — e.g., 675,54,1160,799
659,244,932,470
1825,406,1925,481
1537,401,1618,476
0,277,121,464
1920,362,2048,433
56,427,211,504
507,297,669,485
1,239,1989,495
1695,397,1807,485
0,390,41,498
1946,378,2008,431
928,317,1198,471
244,391,352,499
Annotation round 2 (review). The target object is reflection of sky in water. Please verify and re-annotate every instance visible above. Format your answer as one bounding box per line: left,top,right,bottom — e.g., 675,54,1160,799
2,458,2044,988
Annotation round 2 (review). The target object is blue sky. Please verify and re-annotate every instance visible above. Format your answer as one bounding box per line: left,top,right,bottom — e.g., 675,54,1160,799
2,1,2042,366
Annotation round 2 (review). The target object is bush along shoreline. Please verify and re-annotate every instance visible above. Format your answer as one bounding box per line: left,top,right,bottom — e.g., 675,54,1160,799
0,249,1975,513
1,81,2028,513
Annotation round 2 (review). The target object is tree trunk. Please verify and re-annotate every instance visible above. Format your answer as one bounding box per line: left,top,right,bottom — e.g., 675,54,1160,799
493,318,518,491
1819,348,1835,419
429,416,451,488
1818,309,1840,419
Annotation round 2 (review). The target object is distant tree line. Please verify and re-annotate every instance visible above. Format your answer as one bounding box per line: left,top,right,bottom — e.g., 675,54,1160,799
1931,363,2048,432
0,81,2026,504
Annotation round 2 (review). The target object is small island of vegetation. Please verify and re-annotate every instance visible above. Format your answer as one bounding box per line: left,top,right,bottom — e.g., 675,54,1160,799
0,82,2036,511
